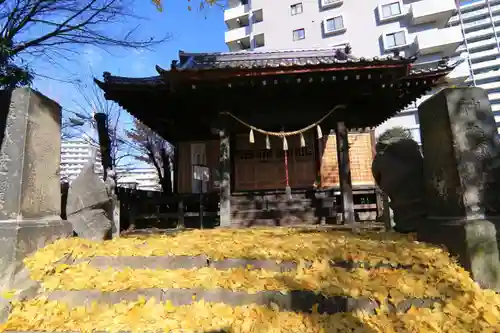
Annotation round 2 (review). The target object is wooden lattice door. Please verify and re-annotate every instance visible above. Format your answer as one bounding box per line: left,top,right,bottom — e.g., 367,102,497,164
234,133,316,191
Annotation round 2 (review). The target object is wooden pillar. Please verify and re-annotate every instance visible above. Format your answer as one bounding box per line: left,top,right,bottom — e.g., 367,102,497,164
94,112,112,180
173,143,179,194
219,129,231,227
335,121,355,224
314,127,324,187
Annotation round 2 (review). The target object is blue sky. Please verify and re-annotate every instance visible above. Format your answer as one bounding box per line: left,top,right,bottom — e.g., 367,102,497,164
31,1,227,134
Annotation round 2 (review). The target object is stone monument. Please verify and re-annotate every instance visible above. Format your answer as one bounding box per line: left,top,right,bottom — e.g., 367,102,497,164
66,161,114,241
372,127,426,233
0,88,72,289
418,87,500,291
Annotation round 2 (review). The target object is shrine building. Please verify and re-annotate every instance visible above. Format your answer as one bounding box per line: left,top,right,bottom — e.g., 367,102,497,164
95,47,455,227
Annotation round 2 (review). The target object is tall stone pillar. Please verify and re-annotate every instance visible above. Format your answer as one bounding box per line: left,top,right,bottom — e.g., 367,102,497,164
418,87,500,290
0,88,72,289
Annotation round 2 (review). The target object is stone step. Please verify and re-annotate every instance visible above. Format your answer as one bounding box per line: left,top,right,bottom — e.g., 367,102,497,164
230,217,317,227
231,192,311,202
74,255,422,271
41,288,441,315
230,210,317,227
230,199,315,211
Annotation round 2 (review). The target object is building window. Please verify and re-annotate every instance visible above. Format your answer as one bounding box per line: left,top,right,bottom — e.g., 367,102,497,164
321,0,343,8
254,33,265,48
381,2,401,19
293,28,305,41
385,30,407,49
324,15,345,33
291,3,303,15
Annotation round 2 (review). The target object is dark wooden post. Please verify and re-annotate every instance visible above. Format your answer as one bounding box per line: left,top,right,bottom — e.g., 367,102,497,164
94,113,112,180
314,128,324,187
177,197,184,228
173,143,179,194
94,112,120,237
335,121,355,224
219,129,231,227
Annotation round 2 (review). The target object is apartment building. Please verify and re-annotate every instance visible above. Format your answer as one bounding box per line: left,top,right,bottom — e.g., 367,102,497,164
224,0,466,143
116,167,161,191
60,138,103,183
60,138,160,191
449,0,500,127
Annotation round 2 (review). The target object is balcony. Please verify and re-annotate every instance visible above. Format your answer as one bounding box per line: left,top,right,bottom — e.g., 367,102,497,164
416,26,463,56
224,4,250,29
225,25,251,51
449,3,500,25
410,0,456,26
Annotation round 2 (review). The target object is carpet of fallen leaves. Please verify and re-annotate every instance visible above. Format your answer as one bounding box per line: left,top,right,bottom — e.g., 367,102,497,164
42,261,474,304
2,227,500,333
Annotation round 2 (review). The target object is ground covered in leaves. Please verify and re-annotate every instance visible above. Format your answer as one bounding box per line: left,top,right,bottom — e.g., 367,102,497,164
2,227,500,332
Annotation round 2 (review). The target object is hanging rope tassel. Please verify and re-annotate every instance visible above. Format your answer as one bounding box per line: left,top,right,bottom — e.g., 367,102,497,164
265,135,271,149
282,136,288,151
284,145,292,199
300,133,306,147
249,128,255,144
316,125,323,139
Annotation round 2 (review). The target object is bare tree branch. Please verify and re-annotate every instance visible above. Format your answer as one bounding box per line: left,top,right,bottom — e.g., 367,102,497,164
126,118,173,193
62,79,132,174
152,0,225,12
1,0,170,88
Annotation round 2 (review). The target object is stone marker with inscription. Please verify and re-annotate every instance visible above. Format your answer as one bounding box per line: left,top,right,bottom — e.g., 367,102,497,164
418,87,500,291
0,88,72,309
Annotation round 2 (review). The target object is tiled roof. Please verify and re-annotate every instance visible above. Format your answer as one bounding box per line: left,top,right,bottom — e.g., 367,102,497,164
172,47,414,71
96,48,458,86
99,73,164,86
407,59,463,77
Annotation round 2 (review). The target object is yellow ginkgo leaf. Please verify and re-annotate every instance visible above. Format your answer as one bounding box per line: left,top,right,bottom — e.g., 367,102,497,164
1,290,16,300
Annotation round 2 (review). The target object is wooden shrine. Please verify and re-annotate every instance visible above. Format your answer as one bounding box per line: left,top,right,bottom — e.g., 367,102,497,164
95,47,455,227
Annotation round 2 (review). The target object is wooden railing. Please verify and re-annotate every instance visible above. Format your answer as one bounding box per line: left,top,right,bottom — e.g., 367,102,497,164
61,184,385,231
116,188,220,230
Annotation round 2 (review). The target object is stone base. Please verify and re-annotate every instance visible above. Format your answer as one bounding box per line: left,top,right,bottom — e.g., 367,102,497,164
0,217,73,289
418,219,500,291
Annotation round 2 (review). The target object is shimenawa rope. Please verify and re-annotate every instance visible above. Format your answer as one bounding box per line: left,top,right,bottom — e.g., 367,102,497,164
220,105,346,150
221,105,346,194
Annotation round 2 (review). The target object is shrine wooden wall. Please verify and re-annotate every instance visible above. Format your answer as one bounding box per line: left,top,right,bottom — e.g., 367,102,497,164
176,131,376,194
320,132,375,187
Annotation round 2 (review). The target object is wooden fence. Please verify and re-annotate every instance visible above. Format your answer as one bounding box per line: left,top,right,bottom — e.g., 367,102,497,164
116,188,220,230
61,184,390,232
60,182,220,231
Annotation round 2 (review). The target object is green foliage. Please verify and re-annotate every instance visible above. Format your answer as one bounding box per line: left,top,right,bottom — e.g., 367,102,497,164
376,127,413,145
375,127,415,153
0,38,32,89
